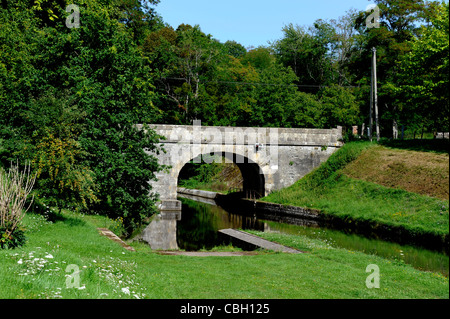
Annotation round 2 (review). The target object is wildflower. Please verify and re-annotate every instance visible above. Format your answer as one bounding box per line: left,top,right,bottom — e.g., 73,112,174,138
17,259,23,264
45,254,54,259
121,287,130,295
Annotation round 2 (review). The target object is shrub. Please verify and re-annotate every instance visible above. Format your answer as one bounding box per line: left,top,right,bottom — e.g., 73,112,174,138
0,226,26,249
0,162,36,249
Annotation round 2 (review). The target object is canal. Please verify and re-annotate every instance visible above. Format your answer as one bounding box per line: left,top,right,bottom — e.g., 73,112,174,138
176,195,449,277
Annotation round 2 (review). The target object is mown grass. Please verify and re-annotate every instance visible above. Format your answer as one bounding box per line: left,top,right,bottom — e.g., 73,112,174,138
263,141,449,239
0,209,448,299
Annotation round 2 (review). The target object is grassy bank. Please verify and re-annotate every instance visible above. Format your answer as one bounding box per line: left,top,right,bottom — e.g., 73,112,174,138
0,209,448,299
263,141,449,240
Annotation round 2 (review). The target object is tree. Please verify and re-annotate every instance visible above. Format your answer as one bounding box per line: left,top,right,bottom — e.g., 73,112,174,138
241,46,276,71
198,54,259,126
113,0,162,44
223,40,247,58
327,10,360,86
64,0,165,233
0,0,165,235
317,85,360,129
396,1,449,134
350,0,433,138
272,22,337,92
32,130,98,212
18,92,98,213
146,24,224,123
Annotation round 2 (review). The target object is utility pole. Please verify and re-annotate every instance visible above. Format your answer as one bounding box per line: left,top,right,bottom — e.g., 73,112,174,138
369,56,374,142
372,47,380,141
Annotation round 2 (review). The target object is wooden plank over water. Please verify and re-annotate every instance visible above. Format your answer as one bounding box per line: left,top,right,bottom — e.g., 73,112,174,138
218,229,303,254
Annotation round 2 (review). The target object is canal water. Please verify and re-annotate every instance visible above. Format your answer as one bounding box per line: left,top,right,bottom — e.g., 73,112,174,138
176,195,449,277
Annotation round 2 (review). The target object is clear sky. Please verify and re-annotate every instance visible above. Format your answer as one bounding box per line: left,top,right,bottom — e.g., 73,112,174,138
155,0,376,48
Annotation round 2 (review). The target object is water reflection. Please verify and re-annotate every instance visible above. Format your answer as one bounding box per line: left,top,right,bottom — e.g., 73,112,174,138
265,221,449,276
141,195,449,277
141,212,180,250
176,194,265,251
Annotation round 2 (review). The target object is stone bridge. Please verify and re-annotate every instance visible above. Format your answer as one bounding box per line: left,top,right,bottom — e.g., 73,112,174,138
138,123,343,211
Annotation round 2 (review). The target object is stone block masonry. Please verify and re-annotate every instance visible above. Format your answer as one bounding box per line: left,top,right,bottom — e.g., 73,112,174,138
136,124,343,210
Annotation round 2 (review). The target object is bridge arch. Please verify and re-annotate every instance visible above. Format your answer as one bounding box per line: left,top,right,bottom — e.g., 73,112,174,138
142,124,343,211
177,151,266,199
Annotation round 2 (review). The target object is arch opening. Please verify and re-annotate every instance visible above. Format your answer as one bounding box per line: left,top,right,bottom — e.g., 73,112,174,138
177,152,265,199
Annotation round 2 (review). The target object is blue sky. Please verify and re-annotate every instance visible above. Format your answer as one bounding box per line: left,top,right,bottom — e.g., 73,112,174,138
155,0,376,48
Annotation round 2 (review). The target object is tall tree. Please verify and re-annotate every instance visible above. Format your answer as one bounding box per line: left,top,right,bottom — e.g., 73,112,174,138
146,24,224,123
272,22,338,92
350,0,432,138
396,1,449,134
113,0,162,44
0,0,164,234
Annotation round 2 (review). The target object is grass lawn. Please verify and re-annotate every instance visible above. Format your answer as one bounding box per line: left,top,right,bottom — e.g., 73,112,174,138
0,209,448,299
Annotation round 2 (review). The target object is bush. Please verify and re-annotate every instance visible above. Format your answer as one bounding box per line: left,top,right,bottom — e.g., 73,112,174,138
0,162,36,249
0,226,26,249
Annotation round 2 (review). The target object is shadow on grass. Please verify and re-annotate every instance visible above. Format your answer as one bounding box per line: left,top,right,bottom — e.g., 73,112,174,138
379,138,449,154
28,197,86,227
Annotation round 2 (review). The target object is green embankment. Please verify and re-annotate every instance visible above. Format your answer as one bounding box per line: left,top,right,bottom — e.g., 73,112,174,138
1,140,449,299
0,208,448,299
262,141,449,240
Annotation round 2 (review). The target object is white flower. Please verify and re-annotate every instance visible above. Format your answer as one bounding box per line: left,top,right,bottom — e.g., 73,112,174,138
45,254,54,259
121,287,130,295
17,259,23,264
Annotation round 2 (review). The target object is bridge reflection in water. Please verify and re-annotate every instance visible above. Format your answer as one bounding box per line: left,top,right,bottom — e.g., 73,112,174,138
140,195,449,277
142,193,267,251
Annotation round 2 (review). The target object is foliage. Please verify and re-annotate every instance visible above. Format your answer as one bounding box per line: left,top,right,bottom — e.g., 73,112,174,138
0,226,26,249
14,92,98,213
145,23,357,129
272,22,336,90
178,156,223,187
395,1,449,133
0,0,164,235
317,85,360,129
1,0,448,235
32,130,98,212
349,0,443,137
